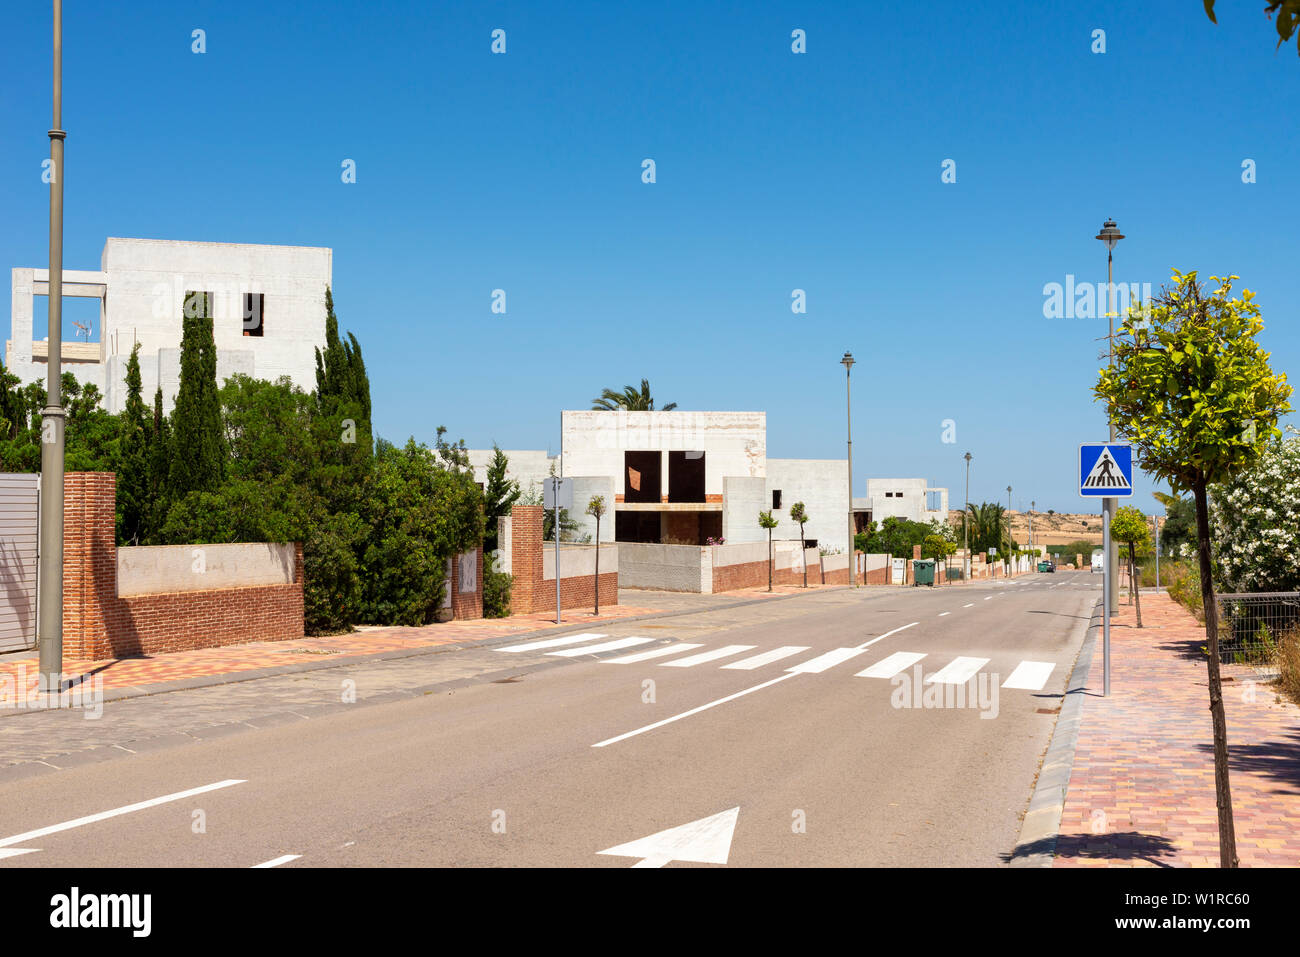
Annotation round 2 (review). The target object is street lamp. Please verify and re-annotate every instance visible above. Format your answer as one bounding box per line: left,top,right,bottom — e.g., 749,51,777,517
963,452,972,580
1096,218,1124,613
38,0,68,693
1006,485,1012,574
1029,499,1035,551
842,351,856,586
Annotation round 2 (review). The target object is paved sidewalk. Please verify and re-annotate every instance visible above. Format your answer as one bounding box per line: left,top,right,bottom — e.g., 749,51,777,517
0,602,657,703
1054,592,1300,867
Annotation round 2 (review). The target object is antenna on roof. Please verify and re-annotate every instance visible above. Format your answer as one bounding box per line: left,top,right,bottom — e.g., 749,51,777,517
72,319,91,341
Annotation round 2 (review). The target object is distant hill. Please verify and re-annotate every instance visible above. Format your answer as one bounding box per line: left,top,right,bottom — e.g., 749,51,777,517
944,509,1143,547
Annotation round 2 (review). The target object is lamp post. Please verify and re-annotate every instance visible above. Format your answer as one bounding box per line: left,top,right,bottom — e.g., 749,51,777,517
841,351,856,586
962,452,972,581
1006,485,1012,575
1029,499,1035,551
1096,218,1124,614
38,0,68,694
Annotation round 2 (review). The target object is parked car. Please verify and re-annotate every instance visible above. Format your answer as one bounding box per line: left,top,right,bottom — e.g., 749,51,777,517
1090,549,1104,573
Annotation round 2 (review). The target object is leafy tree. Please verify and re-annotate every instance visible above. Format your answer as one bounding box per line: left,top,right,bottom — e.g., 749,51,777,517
1153,492,1196,558
1095,269,1293,868
169,291,225,496
586,494,607,613
145,387,171,539
482,549,513,619
1203,1,1300,55
789,501,809,586
1111,506,1151,627
482,445,520,553
314,286,372,454
591,378,677,411
758,509,779,591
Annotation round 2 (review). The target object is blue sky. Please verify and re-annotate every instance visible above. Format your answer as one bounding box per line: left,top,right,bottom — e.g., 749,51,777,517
2,1,1297,515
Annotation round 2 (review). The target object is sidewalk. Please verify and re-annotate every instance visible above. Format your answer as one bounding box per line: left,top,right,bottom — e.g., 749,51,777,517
0,602,658,703
1054,592,1300,867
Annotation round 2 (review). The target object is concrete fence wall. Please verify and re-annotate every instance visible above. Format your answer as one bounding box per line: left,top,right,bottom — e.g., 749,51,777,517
117,542,296,597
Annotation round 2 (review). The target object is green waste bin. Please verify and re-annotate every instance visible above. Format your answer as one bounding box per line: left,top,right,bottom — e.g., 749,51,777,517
912,559,936,586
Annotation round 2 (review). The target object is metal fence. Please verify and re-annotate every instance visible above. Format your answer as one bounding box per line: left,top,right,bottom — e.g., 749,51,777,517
1217,592,1300,662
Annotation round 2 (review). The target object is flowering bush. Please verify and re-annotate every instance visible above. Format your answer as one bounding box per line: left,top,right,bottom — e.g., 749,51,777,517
1210,434,1300,593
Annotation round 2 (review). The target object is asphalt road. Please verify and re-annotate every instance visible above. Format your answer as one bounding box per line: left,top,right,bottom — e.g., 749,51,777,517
0,572,1100,867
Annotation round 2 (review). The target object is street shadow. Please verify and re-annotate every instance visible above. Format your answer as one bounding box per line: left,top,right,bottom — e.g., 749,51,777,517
1197,729,1300,795
1155,637,1210,662
1026,610,1093,620
1007,831,1178,866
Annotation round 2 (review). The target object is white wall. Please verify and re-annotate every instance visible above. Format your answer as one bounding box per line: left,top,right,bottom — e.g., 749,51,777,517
867,478,949,526
766,458,851,552
561,410,766,498
117,542,296,597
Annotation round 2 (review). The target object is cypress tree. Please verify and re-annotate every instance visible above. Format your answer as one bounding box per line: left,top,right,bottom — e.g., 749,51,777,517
168,291,225,496
117,343,149,544
314,286,372,446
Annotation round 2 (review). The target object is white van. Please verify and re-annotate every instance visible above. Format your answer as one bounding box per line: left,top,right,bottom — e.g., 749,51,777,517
1090,549,1104,573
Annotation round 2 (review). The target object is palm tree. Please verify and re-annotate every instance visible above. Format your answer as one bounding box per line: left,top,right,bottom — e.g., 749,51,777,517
591,378,677,411
959,502,1011,560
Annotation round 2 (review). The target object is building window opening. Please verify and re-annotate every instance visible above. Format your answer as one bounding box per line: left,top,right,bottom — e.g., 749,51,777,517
772,489,782,510
668,450,706,503
243,293,265,337
623,450,662,503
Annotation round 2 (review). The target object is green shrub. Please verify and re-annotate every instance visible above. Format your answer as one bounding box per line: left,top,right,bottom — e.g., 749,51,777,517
1278,625,1300,706
482,550,513,619
1167,562,1205,621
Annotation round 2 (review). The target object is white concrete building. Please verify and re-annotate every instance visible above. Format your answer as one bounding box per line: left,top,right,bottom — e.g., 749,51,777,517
469,410,949,554
858,478,949,526
8,237,331,413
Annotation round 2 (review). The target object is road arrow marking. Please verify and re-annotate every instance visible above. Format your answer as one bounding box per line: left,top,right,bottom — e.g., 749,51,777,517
598,807,739,868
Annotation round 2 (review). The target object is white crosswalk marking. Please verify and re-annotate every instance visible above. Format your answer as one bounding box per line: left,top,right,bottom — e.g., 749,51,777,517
497,632,607,653
925,656,990,685
661,645,756,668
855,651,927,679
785,647,869,674
548,636,655,657
962,603,974,608
721,646,810,670
603,643,704,664
938,612,951,617
1001,660,1055,690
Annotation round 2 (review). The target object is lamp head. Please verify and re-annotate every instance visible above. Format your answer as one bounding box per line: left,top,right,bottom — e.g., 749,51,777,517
841,351,855,371
1095,218,1124,251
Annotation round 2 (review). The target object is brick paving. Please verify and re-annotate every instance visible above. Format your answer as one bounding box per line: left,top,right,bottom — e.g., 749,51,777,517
0,602,657,700
1055,591,1300,867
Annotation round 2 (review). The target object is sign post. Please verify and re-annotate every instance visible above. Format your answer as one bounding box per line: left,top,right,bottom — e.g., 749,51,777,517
544,477,573,625
1080,443,1133,697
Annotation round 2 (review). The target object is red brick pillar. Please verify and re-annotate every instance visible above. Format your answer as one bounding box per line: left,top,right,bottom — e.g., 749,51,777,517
62,472,120,660
510,505,544,614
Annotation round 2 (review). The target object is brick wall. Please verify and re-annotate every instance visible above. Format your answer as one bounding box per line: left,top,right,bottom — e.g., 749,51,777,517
62,473,304,660
448,549,484,620
508,504,618,614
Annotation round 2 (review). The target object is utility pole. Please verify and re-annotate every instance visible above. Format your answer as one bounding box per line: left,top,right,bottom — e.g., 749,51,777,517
841,352,856,586
962,452,972,581
38,0,68,694
1006,485,1012,577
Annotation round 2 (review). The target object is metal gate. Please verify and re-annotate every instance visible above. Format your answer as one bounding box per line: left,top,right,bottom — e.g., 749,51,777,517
0,473,39,652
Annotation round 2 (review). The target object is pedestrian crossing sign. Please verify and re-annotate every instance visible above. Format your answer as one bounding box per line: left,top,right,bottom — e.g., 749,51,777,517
1079,443,1133,497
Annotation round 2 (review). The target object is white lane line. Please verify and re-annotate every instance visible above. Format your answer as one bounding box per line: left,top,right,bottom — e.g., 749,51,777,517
721,646,810,670
252,854,300,868
661,645,755,668
0,849,40,860
592,673,799,747
983,596,992,601
548,636,654,657
497,632,607,653
1002,661,1055,691
938,611,951,617
962,603,975,608
925,657,990,685
603,643,704,664
855,651,927,679
0,779,246,849
785,647,869,674
853,621,919,650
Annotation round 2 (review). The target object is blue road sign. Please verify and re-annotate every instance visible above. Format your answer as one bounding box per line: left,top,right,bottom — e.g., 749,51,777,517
1079,443,1133,497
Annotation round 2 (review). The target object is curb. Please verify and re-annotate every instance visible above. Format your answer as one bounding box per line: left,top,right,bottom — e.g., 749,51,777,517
2,583,871,715
1008,596,1103,867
